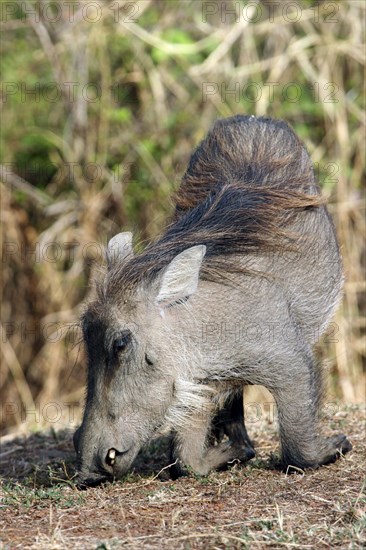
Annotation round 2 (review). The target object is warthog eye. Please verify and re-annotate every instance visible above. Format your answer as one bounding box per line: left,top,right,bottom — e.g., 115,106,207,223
113,330,132,355
145,354,153,366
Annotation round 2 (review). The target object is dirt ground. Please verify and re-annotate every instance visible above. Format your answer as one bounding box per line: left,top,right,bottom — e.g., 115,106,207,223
0,405,365,549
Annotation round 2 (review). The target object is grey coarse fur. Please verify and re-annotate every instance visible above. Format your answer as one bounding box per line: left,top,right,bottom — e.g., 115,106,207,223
74,115,352,486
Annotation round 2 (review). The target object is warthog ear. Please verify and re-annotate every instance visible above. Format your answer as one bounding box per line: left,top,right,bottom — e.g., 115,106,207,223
107,232,133,267
156,245,206,308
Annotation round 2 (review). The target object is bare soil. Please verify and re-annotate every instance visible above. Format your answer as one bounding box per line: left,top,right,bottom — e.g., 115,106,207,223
0,405,365,549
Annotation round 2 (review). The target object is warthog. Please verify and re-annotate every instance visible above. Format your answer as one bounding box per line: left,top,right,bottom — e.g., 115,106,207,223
74,115,352,485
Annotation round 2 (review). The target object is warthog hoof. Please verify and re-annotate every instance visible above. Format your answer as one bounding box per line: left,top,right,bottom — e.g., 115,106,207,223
321,434,353,465
216,440,256,471
282,433,353,472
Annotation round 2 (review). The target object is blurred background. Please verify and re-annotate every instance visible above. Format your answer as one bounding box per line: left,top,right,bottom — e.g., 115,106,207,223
1,0,365,436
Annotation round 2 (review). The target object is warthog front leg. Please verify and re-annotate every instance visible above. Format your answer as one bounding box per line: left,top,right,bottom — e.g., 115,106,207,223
171,394,255,477
211,392,255,460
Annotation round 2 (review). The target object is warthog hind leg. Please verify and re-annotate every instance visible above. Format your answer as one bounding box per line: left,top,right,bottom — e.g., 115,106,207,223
269,346,353,470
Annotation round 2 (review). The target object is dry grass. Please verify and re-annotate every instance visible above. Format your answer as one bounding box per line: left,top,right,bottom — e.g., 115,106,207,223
0,404,365,549
1,3,365,430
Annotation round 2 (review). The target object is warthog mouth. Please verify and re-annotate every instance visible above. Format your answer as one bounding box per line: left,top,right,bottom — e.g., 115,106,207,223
75,444,140,488
76,471,113,489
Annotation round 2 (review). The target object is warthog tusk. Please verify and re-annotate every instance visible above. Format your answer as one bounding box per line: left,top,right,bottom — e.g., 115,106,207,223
107,448,116,464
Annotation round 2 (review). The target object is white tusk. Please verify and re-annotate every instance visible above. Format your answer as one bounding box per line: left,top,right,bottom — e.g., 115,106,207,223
108,449,116,460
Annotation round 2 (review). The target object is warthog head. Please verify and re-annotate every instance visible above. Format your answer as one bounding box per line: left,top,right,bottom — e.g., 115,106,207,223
74,232,207,485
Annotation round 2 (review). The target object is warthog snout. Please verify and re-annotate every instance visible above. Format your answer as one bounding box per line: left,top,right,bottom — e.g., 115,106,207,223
73,424,135,486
